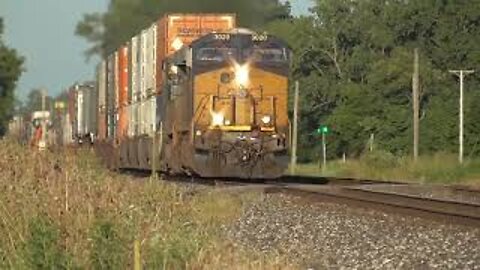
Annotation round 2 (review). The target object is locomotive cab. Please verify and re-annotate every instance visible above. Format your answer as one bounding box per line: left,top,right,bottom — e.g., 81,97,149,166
162,29,292,179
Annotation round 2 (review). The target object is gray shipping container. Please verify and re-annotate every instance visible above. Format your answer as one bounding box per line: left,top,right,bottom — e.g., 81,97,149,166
83,82,97,136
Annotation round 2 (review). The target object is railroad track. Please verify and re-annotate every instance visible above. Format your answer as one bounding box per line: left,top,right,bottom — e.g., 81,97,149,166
265,184,480,227
118,170,480,227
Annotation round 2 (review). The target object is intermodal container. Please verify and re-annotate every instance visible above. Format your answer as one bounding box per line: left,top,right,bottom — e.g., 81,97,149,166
128,35,139,104
67,87,76,136
155,14,236,94
129,35,140,137
140,29,148,100
97,61,107,140
84,82,97,137
106,54,116,140
117,46,129,140
145,24,157,97
75,85,84,138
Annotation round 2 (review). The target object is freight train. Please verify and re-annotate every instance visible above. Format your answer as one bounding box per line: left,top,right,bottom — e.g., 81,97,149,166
74,14,292,179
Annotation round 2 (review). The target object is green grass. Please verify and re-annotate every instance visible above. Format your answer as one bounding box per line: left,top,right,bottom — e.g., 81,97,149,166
0,139,295,269
291,151,480,186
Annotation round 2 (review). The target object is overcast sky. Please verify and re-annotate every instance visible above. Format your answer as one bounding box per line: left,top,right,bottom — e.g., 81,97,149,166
1,0,312,100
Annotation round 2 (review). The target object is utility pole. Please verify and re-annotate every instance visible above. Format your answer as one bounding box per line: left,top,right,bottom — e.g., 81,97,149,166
290,81,299,175
322,132,326,169
369,133,375,152
412,48,420,162
449,69,475,164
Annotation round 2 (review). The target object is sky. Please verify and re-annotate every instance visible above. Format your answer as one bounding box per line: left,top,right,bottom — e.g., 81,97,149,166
1,0,313,100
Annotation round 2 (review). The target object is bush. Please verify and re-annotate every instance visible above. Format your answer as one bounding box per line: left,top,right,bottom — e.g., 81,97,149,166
361,150,398,169
22,215,74,270
90,220,127,270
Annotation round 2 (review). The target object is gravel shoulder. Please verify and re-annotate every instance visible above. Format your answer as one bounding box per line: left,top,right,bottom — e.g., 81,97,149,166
227,193,480,269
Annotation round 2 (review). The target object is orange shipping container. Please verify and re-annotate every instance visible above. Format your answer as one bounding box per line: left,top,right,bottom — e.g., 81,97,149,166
155,14,236,93
117,46,129,140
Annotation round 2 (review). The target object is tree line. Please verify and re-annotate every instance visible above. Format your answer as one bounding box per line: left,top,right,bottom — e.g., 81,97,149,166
0,18,24,136
76,0,479,161
266,0,479,161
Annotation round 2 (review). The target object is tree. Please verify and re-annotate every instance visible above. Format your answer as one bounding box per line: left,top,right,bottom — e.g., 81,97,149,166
0,18,24,136
76,0,291,57
266,0,480,160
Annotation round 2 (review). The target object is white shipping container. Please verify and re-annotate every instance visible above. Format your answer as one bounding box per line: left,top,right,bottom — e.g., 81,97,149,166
146,96,156,135
84,83,97,136
139,100,146,135
130,36,140,103
82,87,90,135
140,30,148,100
136,97,156,136
76,86,84,137
145,24,157,97
132,102,140,136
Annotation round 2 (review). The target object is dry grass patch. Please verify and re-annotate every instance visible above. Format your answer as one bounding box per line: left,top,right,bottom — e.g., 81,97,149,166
291,151,480,186
0,140,294,269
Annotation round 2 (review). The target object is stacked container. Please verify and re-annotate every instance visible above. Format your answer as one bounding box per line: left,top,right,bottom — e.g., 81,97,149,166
82,82,97,137
143,24,158,136
97,61,107,140
117,46,129,140
155,14,236,94
97,14,236,141
128,35,140,137
106,54,116,140
75,85,84,139
68,83,97,141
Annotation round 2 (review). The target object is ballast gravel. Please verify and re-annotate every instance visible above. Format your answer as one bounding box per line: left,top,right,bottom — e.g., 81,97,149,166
226,193,480,269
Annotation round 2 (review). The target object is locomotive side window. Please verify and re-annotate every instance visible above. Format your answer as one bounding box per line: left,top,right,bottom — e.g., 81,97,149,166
197,48,237,62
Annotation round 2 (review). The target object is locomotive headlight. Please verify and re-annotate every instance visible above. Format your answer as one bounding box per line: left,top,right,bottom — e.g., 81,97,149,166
211,111,225,126
261,115,272,125
234,63,250,87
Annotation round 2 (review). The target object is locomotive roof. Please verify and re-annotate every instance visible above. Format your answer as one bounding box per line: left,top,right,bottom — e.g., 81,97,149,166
189,29,291,50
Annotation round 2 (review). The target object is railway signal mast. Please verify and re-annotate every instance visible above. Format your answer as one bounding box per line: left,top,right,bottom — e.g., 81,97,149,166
317,125,330,169
449,69,475,164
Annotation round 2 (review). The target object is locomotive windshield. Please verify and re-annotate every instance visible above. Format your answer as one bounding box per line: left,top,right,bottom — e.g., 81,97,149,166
243,48,288,63
192,32,290,75
196,48,237,62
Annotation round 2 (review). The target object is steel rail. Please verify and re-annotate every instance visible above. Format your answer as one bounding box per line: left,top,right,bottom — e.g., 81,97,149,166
265,185,480,227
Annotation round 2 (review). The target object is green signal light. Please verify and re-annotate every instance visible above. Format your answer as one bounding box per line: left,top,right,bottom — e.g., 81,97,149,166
317,125,330,134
